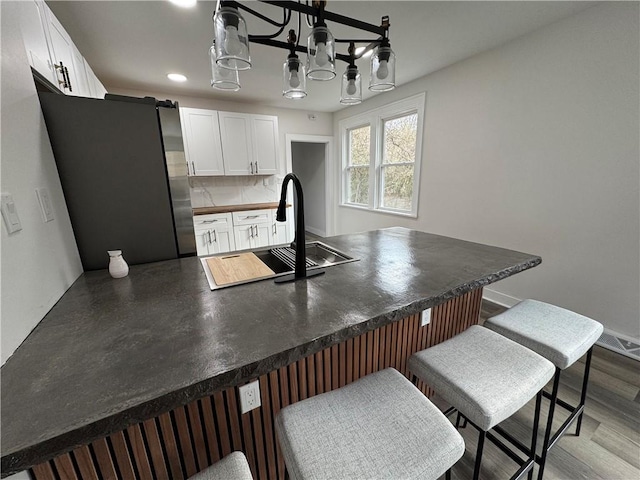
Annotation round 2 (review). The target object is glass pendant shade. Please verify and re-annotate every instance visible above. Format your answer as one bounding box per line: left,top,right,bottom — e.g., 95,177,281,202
306,26,336,80
209,44,240,91
283,55,307,99
340,65,361,105
214,6,251,71
369,45,396,91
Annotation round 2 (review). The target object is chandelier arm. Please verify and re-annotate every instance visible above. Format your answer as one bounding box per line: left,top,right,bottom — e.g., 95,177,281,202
259,0,386,36
226,0,291,28
248,36,353,63
249,8,292,39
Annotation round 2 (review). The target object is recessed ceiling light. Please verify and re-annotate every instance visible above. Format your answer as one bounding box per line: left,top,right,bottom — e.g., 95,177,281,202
355,46,374,58
169,0,197,7
167,73,187,82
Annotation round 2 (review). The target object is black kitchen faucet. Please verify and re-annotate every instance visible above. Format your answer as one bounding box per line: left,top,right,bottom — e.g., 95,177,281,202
275,173,324,283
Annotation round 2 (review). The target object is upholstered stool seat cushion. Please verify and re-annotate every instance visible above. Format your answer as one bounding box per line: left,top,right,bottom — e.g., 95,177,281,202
188,451,253,480
275,368,465,480
409,326,555,431
484,299,604,370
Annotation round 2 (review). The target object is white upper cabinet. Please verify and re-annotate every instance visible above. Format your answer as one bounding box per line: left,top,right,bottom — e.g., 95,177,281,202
184,109,279,177
19,0,57,85
18,0,105,98
84,62,108,99
251,115,279,175
219,112,279,175
218,112,255,175
180,108,225,176
46,8,84,96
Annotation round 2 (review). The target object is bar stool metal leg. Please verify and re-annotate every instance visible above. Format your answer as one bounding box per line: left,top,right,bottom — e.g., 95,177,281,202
528,391,543,480
473,430,486,480
575,347,594,436
538,367,561,480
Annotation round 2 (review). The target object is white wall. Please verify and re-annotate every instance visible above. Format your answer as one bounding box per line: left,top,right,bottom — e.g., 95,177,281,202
292,142,326,236
1,2,83,364
333,3,640,340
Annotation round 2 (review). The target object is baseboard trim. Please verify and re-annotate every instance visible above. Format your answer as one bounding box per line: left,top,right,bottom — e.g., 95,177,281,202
305,225,326,237
597,329,640,361
483,289,521,308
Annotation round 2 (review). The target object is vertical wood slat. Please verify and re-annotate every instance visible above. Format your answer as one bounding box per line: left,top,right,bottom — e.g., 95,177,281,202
90,438,119,480
126,424,153,480
109,431,136,480
201,397,222,464
72,445,98,480
186,401,209,471
32,289,482,480
142,418,170,480
158,412,185,480
32,462,57,480
53,454,78,480
174,407,197,478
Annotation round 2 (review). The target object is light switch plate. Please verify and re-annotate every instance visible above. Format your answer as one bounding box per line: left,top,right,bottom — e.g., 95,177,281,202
420,308,432,327
36,188,54,222
239,380,261,414
1,193,23,234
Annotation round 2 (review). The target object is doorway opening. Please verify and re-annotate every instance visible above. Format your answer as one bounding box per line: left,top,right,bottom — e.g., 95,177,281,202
285,134,334,238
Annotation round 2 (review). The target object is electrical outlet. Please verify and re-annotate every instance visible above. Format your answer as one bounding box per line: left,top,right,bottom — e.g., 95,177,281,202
420,308,432,327
239,380,261,414
1,193,22,234
36,188,54,222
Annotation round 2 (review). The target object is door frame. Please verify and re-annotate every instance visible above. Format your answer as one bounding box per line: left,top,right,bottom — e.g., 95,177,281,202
285,134,334,237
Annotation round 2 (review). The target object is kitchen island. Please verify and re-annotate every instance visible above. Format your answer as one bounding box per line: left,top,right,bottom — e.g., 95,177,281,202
1,228,541,479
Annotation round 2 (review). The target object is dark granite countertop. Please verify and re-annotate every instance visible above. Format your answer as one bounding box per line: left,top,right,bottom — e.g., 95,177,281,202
1,228,541,475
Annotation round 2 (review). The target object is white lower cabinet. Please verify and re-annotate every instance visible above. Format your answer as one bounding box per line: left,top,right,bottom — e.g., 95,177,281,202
271,208,292,246
194,208,293,256
232,210,271,250
193,213,235,256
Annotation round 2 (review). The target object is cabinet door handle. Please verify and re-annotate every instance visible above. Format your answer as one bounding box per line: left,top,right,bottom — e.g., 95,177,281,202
250,162,254,174
255,161,258,174
54,62,70,90
272,223,276,235
207,231,212,244
64,66,72,92
249,225,254,238
191,162,195,175
213,230,217,243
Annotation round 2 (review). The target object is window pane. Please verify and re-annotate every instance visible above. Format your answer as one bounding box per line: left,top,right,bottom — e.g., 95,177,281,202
382,164,413,210
347,166,369,204
383,113,417,164
348,125,371,166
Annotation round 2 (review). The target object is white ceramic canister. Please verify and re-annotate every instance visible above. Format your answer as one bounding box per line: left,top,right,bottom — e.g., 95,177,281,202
108,250,129,278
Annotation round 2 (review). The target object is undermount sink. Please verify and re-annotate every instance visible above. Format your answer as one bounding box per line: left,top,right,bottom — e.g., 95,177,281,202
201,241,358,290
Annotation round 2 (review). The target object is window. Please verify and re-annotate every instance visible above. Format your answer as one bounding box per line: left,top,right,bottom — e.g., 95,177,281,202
340,93,425,217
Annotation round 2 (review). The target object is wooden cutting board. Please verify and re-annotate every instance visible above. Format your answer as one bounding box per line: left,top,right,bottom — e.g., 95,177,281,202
206,252,275,286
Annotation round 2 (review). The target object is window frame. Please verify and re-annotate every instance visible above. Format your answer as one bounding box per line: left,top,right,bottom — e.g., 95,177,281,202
339,93,425,218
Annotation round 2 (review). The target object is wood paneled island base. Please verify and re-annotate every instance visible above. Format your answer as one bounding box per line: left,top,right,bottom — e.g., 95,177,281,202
31,288,483,480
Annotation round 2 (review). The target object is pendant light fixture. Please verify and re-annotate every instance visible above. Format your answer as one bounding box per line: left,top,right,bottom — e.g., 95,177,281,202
306,4,335,81
340,43,361,105
209,40,241,91
213,4,251,70
369,37,395,92
283,30,307,99
209,1,395,105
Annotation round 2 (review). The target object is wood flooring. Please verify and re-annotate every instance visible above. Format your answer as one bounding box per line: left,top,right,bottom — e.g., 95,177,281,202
440,301,640,480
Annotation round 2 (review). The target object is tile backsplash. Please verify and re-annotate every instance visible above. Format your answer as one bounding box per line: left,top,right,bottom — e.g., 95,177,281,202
189,176,279,207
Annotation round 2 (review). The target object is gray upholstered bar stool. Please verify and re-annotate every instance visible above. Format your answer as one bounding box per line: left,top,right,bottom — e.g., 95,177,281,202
484,299,604,479
275,368,465,480
188,451,253,480
409,326,555,480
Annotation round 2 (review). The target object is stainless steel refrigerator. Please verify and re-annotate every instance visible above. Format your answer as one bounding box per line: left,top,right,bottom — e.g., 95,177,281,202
39,93,196,271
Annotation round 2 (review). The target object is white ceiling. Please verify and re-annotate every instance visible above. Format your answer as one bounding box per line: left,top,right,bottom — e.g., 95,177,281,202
47,1,595,113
